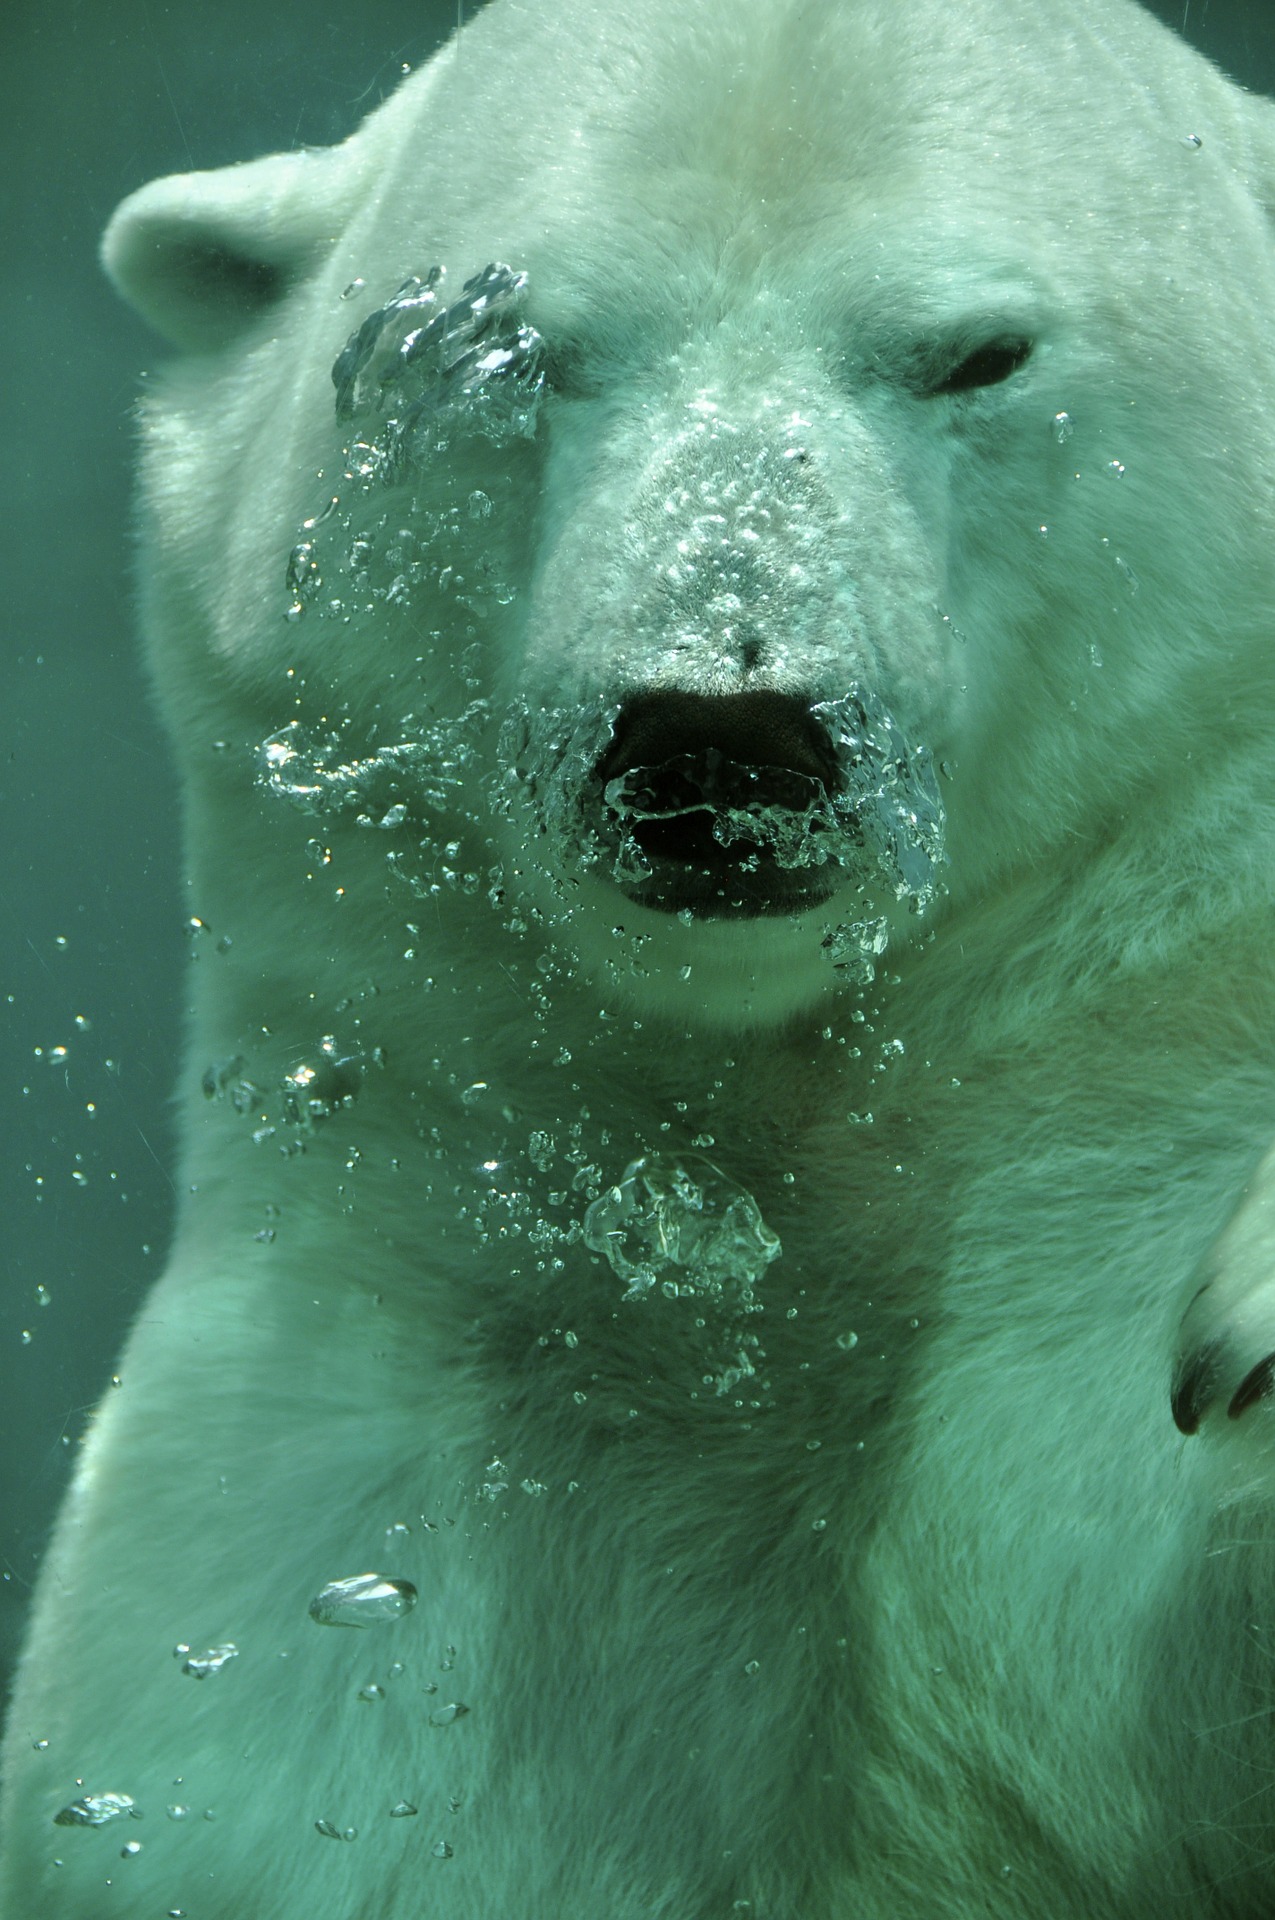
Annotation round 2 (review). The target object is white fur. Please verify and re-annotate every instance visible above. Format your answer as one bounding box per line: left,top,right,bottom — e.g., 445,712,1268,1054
6,1,1275,1913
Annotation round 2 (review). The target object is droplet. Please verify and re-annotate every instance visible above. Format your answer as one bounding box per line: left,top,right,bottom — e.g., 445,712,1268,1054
428,1701,469,1727
308,1573,418,1628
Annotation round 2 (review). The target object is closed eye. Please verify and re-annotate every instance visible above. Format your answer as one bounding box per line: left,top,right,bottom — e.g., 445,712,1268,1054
540,339,608,398
927,337,1034,397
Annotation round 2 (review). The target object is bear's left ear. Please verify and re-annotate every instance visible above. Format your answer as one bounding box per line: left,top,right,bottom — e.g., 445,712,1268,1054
102,146,359,353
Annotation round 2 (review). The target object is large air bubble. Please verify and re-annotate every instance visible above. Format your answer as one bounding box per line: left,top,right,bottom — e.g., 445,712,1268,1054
583,1151,780,1306
331,263,545,457
285,262,543,624
584,1152,779,1396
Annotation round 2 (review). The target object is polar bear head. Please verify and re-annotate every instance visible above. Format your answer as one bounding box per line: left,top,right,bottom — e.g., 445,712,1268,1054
103,0,1275,1029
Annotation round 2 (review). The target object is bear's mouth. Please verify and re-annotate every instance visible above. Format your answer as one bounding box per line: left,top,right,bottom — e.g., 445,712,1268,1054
594,691,848,918
501,681,945,932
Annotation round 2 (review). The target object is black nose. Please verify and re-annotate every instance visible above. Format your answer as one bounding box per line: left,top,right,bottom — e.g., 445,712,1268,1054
597,690,837,789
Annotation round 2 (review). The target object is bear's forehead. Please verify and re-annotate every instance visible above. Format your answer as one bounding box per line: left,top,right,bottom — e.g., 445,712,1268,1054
364,0,1210,301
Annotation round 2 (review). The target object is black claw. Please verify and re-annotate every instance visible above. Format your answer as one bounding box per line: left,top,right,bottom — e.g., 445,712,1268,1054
1227,1353,1275,1422
1171,1341,1220,1435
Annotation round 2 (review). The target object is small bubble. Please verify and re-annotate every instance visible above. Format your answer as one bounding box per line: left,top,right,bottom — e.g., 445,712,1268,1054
389,1801,418,1818
431,1839,454,1859
743,1659,761,1676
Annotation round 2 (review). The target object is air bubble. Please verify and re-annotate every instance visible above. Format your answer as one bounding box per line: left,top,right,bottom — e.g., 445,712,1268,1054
428,1701,469,1727
174,1642,239,1679
308,1574,418,1627
54,1792,137,1828
583,1151,779,1308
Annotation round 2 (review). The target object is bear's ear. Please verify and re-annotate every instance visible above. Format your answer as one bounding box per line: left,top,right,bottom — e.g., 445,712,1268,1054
102,146,357,353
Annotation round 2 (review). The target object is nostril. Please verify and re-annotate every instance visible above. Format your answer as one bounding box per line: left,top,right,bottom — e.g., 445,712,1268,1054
596,690,837,788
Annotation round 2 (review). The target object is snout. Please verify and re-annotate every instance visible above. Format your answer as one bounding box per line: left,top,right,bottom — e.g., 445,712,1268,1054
594,689,848,918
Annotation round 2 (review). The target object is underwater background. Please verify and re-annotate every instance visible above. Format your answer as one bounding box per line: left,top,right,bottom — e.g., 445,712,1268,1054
1,0,1272,1717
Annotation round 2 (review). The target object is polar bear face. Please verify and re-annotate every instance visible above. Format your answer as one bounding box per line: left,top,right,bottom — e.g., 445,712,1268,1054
104,0,1275,1027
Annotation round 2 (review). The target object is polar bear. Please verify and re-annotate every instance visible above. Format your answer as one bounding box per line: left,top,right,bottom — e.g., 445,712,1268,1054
6,0,1275,1913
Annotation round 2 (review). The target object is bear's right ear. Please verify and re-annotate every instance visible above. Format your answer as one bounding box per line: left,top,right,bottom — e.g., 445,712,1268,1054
102,146,358,353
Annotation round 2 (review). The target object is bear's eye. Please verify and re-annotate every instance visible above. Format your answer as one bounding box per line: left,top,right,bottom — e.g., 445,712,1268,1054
541,342,598,398
929,337,1034,397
